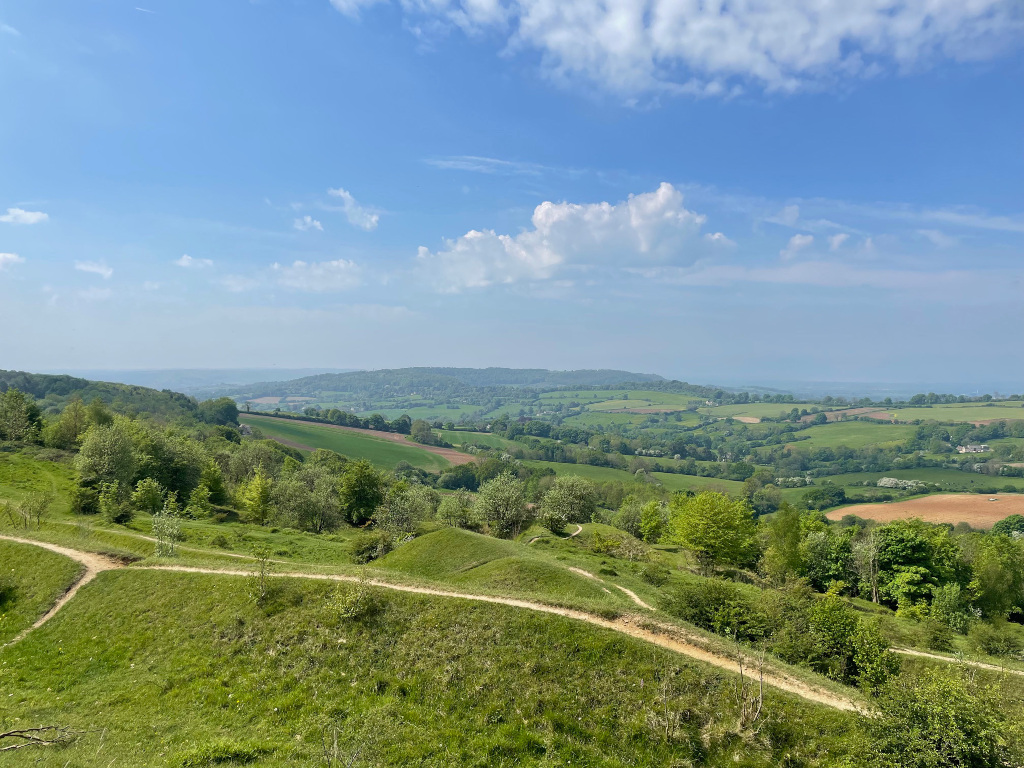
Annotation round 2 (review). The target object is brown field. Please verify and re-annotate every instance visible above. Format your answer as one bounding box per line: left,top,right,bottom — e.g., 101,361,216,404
828,494,1024,529
248,396,282,404
733,416,761,424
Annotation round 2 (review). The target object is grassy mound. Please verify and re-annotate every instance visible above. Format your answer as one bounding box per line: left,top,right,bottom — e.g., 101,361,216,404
0,540,82,645
375,527,521,579
1,569,860,766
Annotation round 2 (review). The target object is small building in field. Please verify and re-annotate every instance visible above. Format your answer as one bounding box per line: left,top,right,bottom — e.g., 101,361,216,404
957,444,989,453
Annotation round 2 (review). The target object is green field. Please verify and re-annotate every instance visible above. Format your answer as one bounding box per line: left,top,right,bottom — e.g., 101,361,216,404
823,468,1024,492
699,402,819,420
884,402,1024,423
787,421,916,450
438,429,518,451
239,415,452,472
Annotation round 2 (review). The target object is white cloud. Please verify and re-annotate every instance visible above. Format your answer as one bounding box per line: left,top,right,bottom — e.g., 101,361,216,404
326,187,379,231
0,252,24,270
418,182,712,291
780,234,814,260
918,229,958,248
330,0,1023,97
74,261,113,279
272,259,362,292
294,215,323,232
0,207,48,224
828,233,850,251
0,22,19,36
142,281,161,291
78,287,113,301
175,254,213,268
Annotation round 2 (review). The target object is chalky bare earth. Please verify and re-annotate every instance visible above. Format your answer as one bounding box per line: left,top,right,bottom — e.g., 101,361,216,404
828,494,1024,529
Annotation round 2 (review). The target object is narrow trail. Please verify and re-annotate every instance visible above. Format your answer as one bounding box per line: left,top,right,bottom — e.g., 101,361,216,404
0,535,124,649
1,535,856,711
892,647,1024,678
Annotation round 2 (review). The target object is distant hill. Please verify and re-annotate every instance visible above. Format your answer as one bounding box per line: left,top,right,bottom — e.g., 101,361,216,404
221,367,664,400
48,368,354,397
0,369,200,419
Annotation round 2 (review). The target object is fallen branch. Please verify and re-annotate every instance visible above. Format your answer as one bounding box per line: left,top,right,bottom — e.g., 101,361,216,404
0,725,81,752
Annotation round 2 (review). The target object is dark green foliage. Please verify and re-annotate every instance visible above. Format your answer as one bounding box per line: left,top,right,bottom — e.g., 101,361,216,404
864,667,1017,768
349,530,394,563
196,397,240,426
802,482,847,510
969,622,1024,658
992,514,1024,537
666,579,766,641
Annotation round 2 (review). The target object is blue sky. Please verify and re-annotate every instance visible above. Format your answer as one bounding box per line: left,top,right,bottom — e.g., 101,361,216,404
1,0,1022,386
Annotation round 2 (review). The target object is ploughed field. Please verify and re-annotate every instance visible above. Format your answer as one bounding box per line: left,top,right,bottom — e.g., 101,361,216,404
827,493,1024,528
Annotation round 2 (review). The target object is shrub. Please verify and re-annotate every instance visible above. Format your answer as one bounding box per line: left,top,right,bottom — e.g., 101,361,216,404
350,530,394,564
69,483,99,515
665,579,765,641
969,622,1024,659
330,583,379,621
0,574,16,607
638,563,669,587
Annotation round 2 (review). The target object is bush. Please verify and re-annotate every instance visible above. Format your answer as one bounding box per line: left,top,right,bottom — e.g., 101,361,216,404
69,483,99,516
665,579,765,641
349,530,394,564
969,622,1024,658
330,583,379,621
638,563,669,587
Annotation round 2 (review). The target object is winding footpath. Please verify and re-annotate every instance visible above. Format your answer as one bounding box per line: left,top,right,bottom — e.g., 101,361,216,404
0,534,866,711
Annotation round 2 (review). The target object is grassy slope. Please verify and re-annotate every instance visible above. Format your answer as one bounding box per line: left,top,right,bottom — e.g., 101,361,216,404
0,540,82,645
0,568,860,767
0,451,76,509
239,415,451,472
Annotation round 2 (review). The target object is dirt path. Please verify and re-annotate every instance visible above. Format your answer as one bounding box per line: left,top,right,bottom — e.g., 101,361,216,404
0,535,125,648
892,648,1024,677
2,535,857,711
242,414,476,466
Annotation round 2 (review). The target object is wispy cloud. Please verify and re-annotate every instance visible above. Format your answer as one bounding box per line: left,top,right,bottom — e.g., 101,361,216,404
424,156,551,176
135,7,156,14
293,215,323,232
272,259,362,292
78,287,113,301
219,275,259,293
780,234,813,260
175,254,213,268
74,261,113,279
918,229,958,248
0,22,19,36
828,233,850,251
326,187,379,231
0,207,48,224
0,252,25,270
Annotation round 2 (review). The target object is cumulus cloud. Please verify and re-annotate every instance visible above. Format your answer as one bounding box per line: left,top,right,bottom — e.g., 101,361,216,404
326,187,379,231
272,259,362,292
329,0,1023,96
175,254,213,268
74,261,113,279
780,234,814,260
294,215,324,232
828,233,850,251
0,252,24,270
417,182,715,291
0,207,48,224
